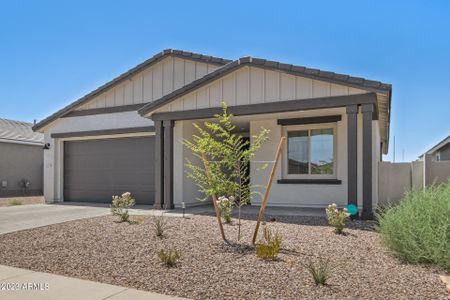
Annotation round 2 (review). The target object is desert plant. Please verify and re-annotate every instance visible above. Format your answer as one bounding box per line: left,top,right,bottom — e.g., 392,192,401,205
151,215,169,238
217,196,234,223
255,225,282,260
304,257,334,285
183,102,269,240
377,182,450,271
131,215,145,224
325,203,349,234
158,249,181,267
19,179,30,194
111,192,135,222
8,199,23,206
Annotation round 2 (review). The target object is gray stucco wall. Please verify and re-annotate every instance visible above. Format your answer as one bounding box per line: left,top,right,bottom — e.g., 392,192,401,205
0,142,43,196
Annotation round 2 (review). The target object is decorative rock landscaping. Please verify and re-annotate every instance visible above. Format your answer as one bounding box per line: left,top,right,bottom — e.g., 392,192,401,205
0,214,446,299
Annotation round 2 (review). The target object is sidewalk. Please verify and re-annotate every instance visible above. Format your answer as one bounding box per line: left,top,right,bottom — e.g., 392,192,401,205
0,265,188,300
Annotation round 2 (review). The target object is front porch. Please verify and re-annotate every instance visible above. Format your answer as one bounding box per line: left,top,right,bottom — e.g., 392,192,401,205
150,93,379,219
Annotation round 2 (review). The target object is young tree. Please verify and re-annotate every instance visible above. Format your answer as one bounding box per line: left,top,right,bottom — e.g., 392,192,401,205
183,102,269,240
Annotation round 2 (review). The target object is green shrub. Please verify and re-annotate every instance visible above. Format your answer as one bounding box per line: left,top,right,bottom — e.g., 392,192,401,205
8,199,23,206
325,203,349,234
158,249,181,267
151,215,169,238
111,192,135,222
255,226,282,260
377,182,450,271
304,257,334,285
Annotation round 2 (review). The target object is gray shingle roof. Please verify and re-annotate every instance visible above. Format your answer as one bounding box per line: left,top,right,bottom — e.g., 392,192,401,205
0,118,44,145
33,49,232,131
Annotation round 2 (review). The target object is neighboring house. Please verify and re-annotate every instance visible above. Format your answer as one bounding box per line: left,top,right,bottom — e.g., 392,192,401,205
419,135,450,186
0,118,44,196
419,135,450,161
33,49,392,219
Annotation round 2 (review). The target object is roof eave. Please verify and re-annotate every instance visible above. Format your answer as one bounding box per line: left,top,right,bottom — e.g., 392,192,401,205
0,138,44,146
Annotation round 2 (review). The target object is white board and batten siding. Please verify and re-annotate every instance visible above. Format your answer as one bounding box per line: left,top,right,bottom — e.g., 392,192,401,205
75,57,221,111
154,66,368,113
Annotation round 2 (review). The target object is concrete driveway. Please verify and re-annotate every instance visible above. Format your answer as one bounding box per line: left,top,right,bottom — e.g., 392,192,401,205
0,203,153,235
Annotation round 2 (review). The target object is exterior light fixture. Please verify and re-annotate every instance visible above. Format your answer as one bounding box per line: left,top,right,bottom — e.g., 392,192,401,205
181,201,186,218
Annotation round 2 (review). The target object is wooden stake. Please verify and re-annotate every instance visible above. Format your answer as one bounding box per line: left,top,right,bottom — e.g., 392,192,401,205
252,137,286,245
201,153,227,242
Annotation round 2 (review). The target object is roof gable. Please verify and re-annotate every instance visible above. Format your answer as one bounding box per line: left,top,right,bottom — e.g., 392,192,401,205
73,56,223,112
33,49,231,131
147,65,369,116
138,56,392,116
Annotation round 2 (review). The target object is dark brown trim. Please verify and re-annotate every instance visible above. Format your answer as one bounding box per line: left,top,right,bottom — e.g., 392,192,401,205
50,126,155,139
63,104,145,118
163,120,174,209
33,49,231,131
154,121,164,209
151,93,378,121
277,179,342,185
347,105,358,208
380,142,383,161
362,103,374,219
277,115,341,126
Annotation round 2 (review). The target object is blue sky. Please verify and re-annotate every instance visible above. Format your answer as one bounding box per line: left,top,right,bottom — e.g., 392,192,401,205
0,0,449,161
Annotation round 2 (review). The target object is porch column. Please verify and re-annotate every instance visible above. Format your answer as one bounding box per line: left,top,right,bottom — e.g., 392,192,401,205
362,103,374,219
346,105,358,208
163,120,174,209
154,120,164,209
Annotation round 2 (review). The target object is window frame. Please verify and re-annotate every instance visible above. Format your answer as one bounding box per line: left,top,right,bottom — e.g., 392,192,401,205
282,123,337,180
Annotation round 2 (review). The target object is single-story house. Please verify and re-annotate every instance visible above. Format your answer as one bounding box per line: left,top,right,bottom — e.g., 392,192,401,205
0,118,44,196
33,49,392,219
419,135,450,186
419,135,450,161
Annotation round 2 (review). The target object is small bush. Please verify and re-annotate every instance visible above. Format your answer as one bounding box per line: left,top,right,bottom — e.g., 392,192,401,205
377,182,450,271
217,196,234,223
325,203,349,234
8,199,23,206
131,215,145,224
304,257,334,285
255,225,282,260
111,192,135,222
158,249,181,267
151,215,169,238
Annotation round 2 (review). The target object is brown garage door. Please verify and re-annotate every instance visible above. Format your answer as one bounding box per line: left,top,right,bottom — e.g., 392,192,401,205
64,136,154,205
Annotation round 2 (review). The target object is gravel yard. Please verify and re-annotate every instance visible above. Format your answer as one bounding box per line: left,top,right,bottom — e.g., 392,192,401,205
0,214,445,299
0,195,44,207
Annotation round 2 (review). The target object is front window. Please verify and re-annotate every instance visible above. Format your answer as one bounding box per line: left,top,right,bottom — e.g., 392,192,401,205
284,125,335,178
